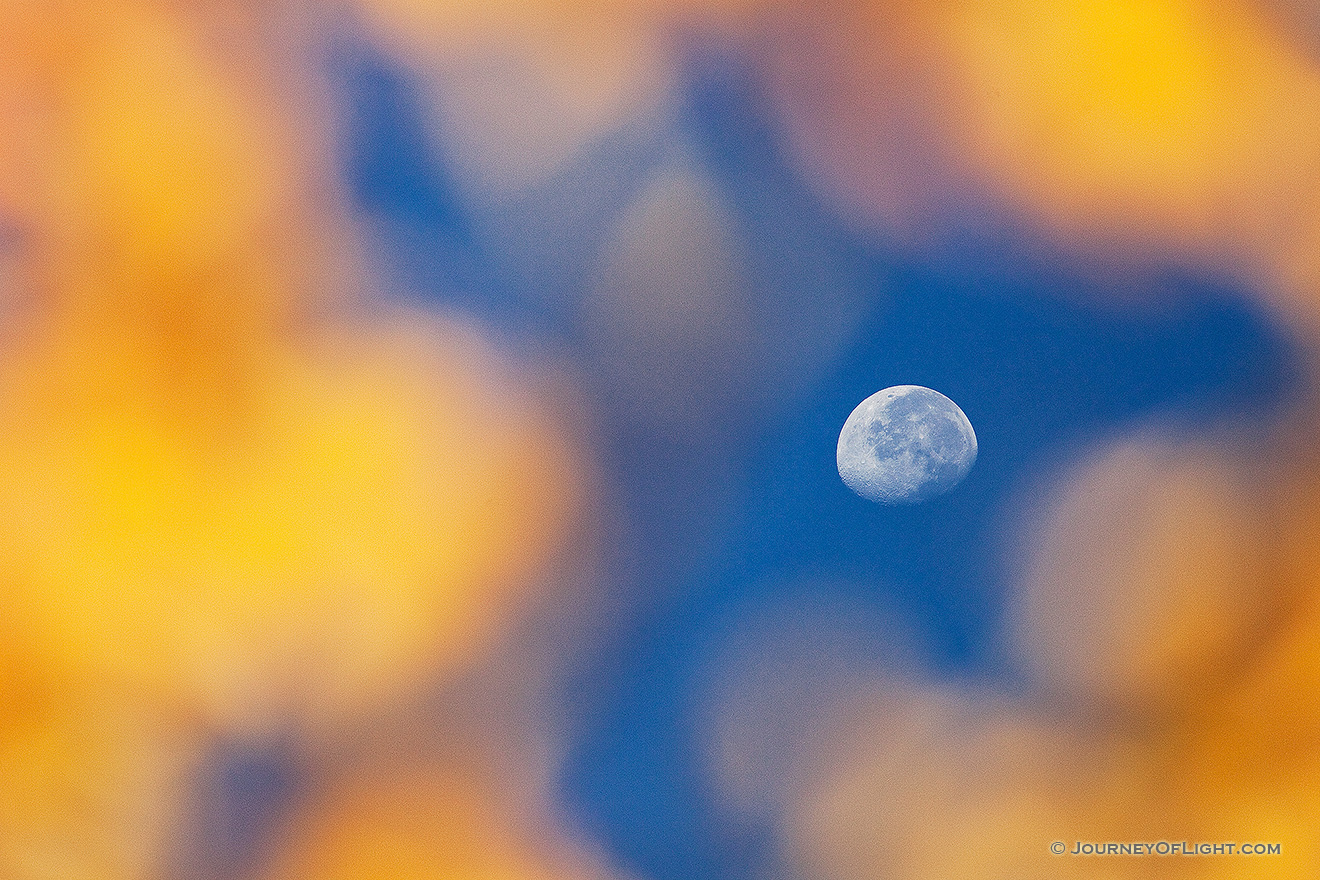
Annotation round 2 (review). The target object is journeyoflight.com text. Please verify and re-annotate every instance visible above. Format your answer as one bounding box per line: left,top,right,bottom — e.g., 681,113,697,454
1050,840,1281,856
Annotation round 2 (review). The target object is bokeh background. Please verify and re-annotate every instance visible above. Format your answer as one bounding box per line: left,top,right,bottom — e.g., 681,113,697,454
3,1,1320,878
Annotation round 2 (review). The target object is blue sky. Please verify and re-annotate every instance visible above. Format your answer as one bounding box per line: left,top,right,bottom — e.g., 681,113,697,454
332,38,1304,880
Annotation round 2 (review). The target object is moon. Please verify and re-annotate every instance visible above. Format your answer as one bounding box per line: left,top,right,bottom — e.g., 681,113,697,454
836,385,977,504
